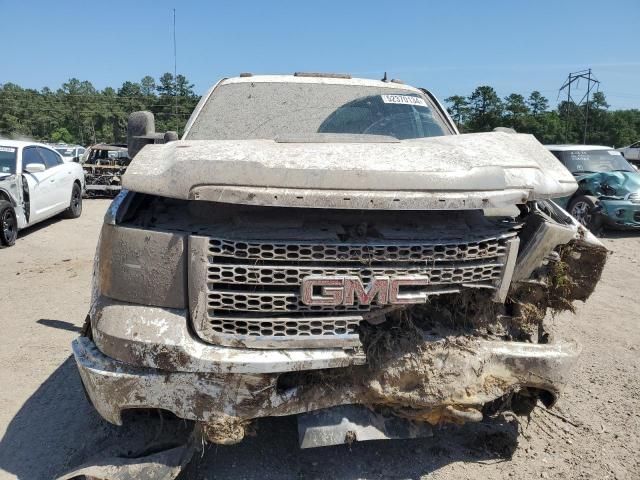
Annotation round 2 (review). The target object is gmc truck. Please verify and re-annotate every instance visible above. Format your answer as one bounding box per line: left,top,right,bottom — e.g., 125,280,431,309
72,73,607,448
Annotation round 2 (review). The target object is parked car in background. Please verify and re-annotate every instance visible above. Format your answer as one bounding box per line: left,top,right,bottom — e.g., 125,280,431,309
618,141,640,165
81,143,129,196
547,144,640,231
50,143,86,163
0,140,85,247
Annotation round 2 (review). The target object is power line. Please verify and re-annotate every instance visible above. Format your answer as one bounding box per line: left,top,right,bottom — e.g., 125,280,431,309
558,68,601,144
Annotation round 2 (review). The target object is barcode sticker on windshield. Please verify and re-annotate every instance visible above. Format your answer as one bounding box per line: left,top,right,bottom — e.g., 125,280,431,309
0,147,16,153
381,94,427,107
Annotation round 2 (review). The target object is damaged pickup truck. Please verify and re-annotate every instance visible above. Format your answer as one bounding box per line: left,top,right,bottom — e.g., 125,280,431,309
72,73,607,448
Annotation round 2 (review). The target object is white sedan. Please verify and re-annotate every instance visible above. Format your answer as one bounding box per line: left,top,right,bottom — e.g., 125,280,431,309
619,141,640,164
0,140,85,247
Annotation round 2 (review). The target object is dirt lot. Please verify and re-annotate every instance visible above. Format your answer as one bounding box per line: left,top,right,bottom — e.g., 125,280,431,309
0,199,638,480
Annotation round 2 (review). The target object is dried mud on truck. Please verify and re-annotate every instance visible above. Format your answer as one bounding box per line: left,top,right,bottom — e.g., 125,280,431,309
72,73,607,450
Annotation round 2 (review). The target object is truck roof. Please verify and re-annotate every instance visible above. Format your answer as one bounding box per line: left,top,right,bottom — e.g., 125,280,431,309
545,144,613,151
218,74,422,93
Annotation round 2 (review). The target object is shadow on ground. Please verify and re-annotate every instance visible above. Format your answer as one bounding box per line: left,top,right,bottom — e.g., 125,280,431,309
15,214,64,240
179,415,518,479
0,357,190,480
0,356,519,480
37,319,81,333
0,357,105,480
599,229,640,240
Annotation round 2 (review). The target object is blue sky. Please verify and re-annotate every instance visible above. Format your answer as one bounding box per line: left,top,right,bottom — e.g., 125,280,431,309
1,0,639,109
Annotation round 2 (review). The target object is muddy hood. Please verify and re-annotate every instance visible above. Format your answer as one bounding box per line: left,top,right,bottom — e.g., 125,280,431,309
123,132,577,209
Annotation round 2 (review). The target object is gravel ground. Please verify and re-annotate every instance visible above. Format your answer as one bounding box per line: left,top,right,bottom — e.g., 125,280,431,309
0,199,638,480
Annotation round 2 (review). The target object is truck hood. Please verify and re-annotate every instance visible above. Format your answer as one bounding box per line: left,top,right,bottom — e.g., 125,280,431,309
123,132,577,210
576,171,640,199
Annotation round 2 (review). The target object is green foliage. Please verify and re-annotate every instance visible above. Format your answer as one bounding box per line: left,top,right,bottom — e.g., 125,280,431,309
0,75,638,150
50,127,73,143
444,95,470,130
0,73,199,144
448,87,640,147
466,86,504,132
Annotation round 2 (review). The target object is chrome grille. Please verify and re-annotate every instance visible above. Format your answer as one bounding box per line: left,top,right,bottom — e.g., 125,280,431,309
209,237,508,262
209,316,362,337
190,228,519,349
208,263,504,287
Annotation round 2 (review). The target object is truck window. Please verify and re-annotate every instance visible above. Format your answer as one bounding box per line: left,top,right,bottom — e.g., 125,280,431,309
186,82,452,141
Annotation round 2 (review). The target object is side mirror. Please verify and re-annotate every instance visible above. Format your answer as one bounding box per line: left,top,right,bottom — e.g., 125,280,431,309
127,111,180,160
128,111,156,160
24,163,46,173
73,156,80,163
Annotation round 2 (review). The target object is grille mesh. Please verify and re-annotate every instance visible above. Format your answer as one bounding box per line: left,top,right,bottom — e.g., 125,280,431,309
208,263,503,287
193,231,517,348
209,316,361,337
209,237,506,262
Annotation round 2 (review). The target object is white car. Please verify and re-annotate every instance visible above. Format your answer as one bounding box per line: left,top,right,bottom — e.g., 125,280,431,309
51,144,86,162
618,141,640,163
0,140,85,247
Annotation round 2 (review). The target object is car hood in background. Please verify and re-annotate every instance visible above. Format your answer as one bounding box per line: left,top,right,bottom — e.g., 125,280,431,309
123,132,577,210
576,171,640,199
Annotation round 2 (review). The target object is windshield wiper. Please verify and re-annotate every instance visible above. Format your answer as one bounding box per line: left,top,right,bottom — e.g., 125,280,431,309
611,169,632,172
571,170,596,175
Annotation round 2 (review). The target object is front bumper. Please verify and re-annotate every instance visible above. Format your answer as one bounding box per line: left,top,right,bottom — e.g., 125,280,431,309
599,199,640,229
73,334,581,427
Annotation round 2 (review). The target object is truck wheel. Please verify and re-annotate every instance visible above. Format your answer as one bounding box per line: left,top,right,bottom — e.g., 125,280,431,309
0,200,18,247
63,183,83,219
568,195,601,232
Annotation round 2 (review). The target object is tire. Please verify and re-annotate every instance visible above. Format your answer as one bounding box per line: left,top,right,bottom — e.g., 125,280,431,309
0,200,18,247
568,195,601,232
63,183,83,219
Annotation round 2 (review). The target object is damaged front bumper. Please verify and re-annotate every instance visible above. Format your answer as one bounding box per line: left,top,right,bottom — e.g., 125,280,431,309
73,333,580,431
598,199,640,229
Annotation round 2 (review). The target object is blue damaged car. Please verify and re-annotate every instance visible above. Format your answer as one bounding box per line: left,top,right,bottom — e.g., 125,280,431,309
547,144,640,231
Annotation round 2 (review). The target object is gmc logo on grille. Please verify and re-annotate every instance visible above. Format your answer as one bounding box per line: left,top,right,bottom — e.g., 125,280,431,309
300,276,430,306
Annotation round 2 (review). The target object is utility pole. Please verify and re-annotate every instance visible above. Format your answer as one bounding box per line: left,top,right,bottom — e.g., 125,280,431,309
173,8,178,134
558,68,600,144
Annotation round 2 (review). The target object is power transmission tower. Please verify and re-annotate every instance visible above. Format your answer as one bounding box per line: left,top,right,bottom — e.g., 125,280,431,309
558,68,600,144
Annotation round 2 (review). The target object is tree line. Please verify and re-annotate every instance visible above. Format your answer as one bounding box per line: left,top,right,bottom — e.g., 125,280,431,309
0,73,199,145
445,86,640,147
1,76,639,147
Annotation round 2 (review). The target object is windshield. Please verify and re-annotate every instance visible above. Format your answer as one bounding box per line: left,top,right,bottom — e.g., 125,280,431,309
186,82,451,140
55,147,75,157
554,150,635,174
0,146,17,175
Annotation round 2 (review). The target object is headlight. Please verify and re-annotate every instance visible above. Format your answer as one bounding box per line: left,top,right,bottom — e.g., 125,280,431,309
96,223,187,309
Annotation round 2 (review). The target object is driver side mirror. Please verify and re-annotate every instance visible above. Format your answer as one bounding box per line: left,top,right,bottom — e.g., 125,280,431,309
73,156,80,163
127,111,179,160
24,163,46,173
